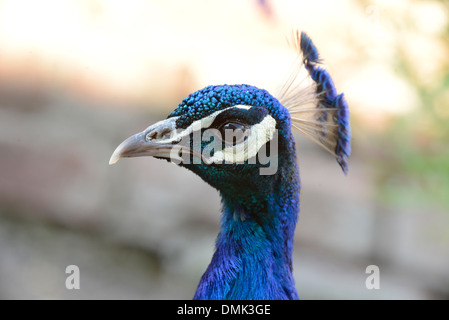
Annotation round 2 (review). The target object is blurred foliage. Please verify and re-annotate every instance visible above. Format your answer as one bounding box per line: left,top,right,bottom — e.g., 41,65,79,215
366,0,449,210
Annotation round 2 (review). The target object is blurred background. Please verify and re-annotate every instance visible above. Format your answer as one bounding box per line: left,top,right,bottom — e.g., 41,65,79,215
0,0,448,299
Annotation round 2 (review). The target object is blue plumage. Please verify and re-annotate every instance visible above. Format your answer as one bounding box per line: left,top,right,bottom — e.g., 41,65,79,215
109,31,350,300
170,84,287,128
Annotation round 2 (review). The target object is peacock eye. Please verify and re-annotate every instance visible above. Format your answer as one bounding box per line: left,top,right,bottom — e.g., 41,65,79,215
219,122,249,146
223,122,244,132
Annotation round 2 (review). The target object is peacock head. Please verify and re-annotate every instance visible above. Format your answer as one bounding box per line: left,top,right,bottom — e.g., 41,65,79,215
109,32,351,204
109,84,293,199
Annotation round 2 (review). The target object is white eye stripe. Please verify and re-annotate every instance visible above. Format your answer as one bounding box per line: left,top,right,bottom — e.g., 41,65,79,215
232,105,252,110
150,105,277,164
156,105,252,144
208,115,277,164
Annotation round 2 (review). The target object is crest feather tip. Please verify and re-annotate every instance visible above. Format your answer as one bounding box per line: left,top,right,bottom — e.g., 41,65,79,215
300,32,320,63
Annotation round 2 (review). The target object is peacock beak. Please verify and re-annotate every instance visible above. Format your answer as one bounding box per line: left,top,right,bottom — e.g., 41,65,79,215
109,117,190,165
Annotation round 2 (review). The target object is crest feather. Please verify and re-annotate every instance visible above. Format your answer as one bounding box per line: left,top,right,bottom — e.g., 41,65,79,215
276,31,351,173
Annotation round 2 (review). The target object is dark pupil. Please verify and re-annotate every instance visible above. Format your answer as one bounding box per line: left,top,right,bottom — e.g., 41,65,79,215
221,122,248,146
223,123,244,131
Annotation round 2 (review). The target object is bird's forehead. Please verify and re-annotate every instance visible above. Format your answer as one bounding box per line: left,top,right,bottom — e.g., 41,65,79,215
168,84,285,129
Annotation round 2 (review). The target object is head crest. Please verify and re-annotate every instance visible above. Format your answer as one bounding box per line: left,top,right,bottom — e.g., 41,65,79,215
277,31,351,173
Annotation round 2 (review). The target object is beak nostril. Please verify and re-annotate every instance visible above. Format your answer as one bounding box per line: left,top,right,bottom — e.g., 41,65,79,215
146,132,158,141
146,130,172,141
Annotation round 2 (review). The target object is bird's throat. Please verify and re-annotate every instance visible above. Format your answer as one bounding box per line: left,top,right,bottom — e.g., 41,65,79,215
193,163,300,300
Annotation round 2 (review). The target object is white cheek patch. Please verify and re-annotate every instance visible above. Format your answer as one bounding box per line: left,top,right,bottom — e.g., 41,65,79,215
208,115,277,164
148,104,276,166
155,105,251,144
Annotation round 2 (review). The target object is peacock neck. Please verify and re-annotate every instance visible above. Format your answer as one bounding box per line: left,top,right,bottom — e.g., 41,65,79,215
193,156,300,300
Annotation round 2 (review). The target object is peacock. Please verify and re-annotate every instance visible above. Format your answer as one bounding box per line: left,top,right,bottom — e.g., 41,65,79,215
109,31,350,300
